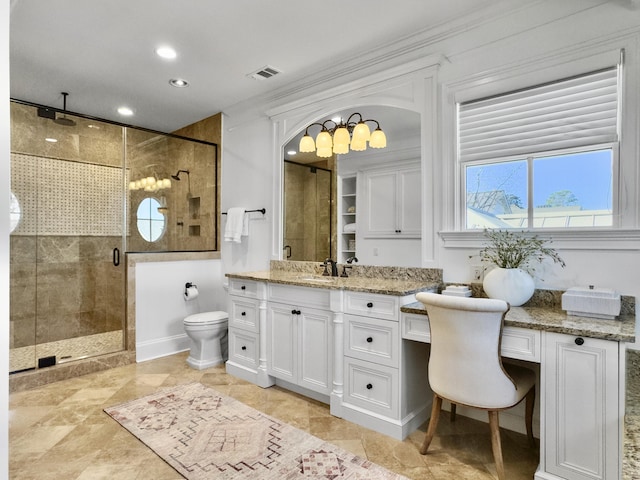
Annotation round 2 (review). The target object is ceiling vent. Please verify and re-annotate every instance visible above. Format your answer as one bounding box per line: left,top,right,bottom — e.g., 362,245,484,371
247,65,282,80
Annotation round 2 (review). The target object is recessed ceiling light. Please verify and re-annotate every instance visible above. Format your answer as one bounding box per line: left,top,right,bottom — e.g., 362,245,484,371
287,150,297,155
331,116,342,123
155,46,177,59
117,106,134,116
45,137,58,143
169,78,189,88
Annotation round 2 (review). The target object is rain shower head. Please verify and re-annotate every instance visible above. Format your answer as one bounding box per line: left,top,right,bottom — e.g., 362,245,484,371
54,92,76,127
171,169,190,180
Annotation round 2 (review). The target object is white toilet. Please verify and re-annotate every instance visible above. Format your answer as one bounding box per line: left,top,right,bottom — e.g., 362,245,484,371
183,311,229,370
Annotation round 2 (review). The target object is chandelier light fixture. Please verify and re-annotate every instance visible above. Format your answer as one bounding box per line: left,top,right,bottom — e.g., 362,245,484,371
128,175,172,192
299,113,387,158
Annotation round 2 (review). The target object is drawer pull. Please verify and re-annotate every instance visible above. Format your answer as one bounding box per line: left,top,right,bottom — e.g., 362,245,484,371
575,337,585,346
366,302,373,308
241,285,246,290
366,383,373,390
366,337,373,343
241,346,247,350
291,309,301,315
241,311,246,316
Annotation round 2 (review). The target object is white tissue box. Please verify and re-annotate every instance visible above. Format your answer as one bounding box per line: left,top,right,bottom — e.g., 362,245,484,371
442,285,472,297
561,286,621,320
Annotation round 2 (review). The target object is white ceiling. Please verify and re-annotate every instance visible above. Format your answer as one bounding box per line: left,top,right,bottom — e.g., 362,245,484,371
9,0,499,133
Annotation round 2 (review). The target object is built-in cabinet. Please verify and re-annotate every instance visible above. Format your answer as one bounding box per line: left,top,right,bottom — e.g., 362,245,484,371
400,312,624,480
266,284,333,396
541,332,620,480
341,291,430,439
360,163,421,238
339,175,357,263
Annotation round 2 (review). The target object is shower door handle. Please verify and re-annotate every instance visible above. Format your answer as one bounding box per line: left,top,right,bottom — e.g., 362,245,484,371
112,247,120,267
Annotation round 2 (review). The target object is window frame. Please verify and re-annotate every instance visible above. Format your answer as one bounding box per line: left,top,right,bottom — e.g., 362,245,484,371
439,43,640,251
461,142,619,231
136,196,166,243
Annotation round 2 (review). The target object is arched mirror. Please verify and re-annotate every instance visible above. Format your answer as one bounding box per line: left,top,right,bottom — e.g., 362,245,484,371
282,105,421,266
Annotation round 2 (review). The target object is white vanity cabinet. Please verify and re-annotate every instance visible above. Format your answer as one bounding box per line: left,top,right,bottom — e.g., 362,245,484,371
540,331,621,480
266,284,333,396
226,278,275,388
342,291,430,440
227,279,260,372
360,163,421,238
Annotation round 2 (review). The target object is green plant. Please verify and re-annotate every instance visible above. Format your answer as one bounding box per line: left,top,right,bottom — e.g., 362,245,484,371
474,229,566,274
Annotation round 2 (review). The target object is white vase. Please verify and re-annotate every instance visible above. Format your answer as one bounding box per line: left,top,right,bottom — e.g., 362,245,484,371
483,267,535,306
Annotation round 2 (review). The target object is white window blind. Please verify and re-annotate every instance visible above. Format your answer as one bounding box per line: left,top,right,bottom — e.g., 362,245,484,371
458,68,619,163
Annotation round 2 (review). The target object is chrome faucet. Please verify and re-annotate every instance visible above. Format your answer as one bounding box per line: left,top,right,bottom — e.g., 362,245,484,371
323,258,339,277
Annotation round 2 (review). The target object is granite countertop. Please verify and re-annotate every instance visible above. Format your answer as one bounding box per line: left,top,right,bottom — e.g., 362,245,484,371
226,270,439,296
401,301,636,343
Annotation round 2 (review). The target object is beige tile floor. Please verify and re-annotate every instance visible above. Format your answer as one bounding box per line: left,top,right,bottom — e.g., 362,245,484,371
9,352,539,479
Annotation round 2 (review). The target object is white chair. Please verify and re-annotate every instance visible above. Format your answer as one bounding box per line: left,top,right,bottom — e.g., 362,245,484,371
415,292,536,480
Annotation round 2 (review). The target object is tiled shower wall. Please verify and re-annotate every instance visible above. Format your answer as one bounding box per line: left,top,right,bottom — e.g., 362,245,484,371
10,153,125,348
283,160,335,262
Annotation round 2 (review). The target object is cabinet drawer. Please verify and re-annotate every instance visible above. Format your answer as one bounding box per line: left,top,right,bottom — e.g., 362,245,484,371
502,326,541,362
344,291,399,321
268,283,331,310
344,357,398,418
228,329,259,369
229,278,259,298
229,297,260,333
400,314,541,362
401,313,431,343
345,315,398,367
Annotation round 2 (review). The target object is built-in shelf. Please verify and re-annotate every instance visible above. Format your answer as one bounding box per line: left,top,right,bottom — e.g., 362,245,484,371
339,175,357,263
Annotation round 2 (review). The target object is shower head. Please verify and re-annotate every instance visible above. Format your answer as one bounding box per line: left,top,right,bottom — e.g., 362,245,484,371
171,169,190,180
53,92,76,127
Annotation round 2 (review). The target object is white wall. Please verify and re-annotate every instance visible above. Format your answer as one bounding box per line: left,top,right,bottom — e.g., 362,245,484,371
135,259,226,361
221,1,640,344
220,115,273,275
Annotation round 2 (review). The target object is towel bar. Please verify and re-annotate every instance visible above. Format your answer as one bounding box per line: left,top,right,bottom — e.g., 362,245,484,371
222,208,266,215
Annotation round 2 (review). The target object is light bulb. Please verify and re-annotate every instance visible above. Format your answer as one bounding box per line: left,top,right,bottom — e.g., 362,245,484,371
316,130,332,149
352,122,371,143
299,134,315,153
369,128,387,149
316,147,333,157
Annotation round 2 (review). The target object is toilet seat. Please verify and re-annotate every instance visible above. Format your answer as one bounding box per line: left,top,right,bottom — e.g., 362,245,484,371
184,311,228,326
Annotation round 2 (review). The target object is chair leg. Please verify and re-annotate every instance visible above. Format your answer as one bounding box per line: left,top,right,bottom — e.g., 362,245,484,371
525,386,536,447
488,410,506,480
450,403,457,422
420,394,442,455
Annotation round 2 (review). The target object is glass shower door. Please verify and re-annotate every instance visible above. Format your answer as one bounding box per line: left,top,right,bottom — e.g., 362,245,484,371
9,102,126,372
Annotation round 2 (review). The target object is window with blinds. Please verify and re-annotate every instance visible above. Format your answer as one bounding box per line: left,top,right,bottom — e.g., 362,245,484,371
459,67,619,230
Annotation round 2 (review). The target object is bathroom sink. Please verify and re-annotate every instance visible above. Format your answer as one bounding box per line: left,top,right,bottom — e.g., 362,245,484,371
297,276,335,284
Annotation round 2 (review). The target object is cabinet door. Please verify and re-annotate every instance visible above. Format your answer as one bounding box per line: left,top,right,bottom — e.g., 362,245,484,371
364,171,398,236
397,168,421,236
543,332,619,480
267,303,297,383
298,307,332,394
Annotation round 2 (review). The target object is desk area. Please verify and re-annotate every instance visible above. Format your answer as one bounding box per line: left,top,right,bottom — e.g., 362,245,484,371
226,262,636,480
401,300,636,480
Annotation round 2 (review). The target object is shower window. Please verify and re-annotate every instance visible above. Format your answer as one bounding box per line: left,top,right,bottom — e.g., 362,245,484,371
137,197,166,242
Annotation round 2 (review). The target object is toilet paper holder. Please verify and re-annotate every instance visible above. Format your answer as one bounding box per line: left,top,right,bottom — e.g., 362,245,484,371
184,282,198,299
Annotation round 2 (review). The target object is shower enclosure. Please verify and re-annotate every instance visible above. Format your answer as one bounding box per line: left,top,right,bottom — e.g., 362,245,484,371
283,160,333,262
9,100,219,375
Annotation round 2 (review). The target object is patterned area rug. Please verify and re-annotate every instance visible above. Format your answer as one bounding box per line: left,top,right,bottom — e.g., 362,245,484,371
104,382,408,479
